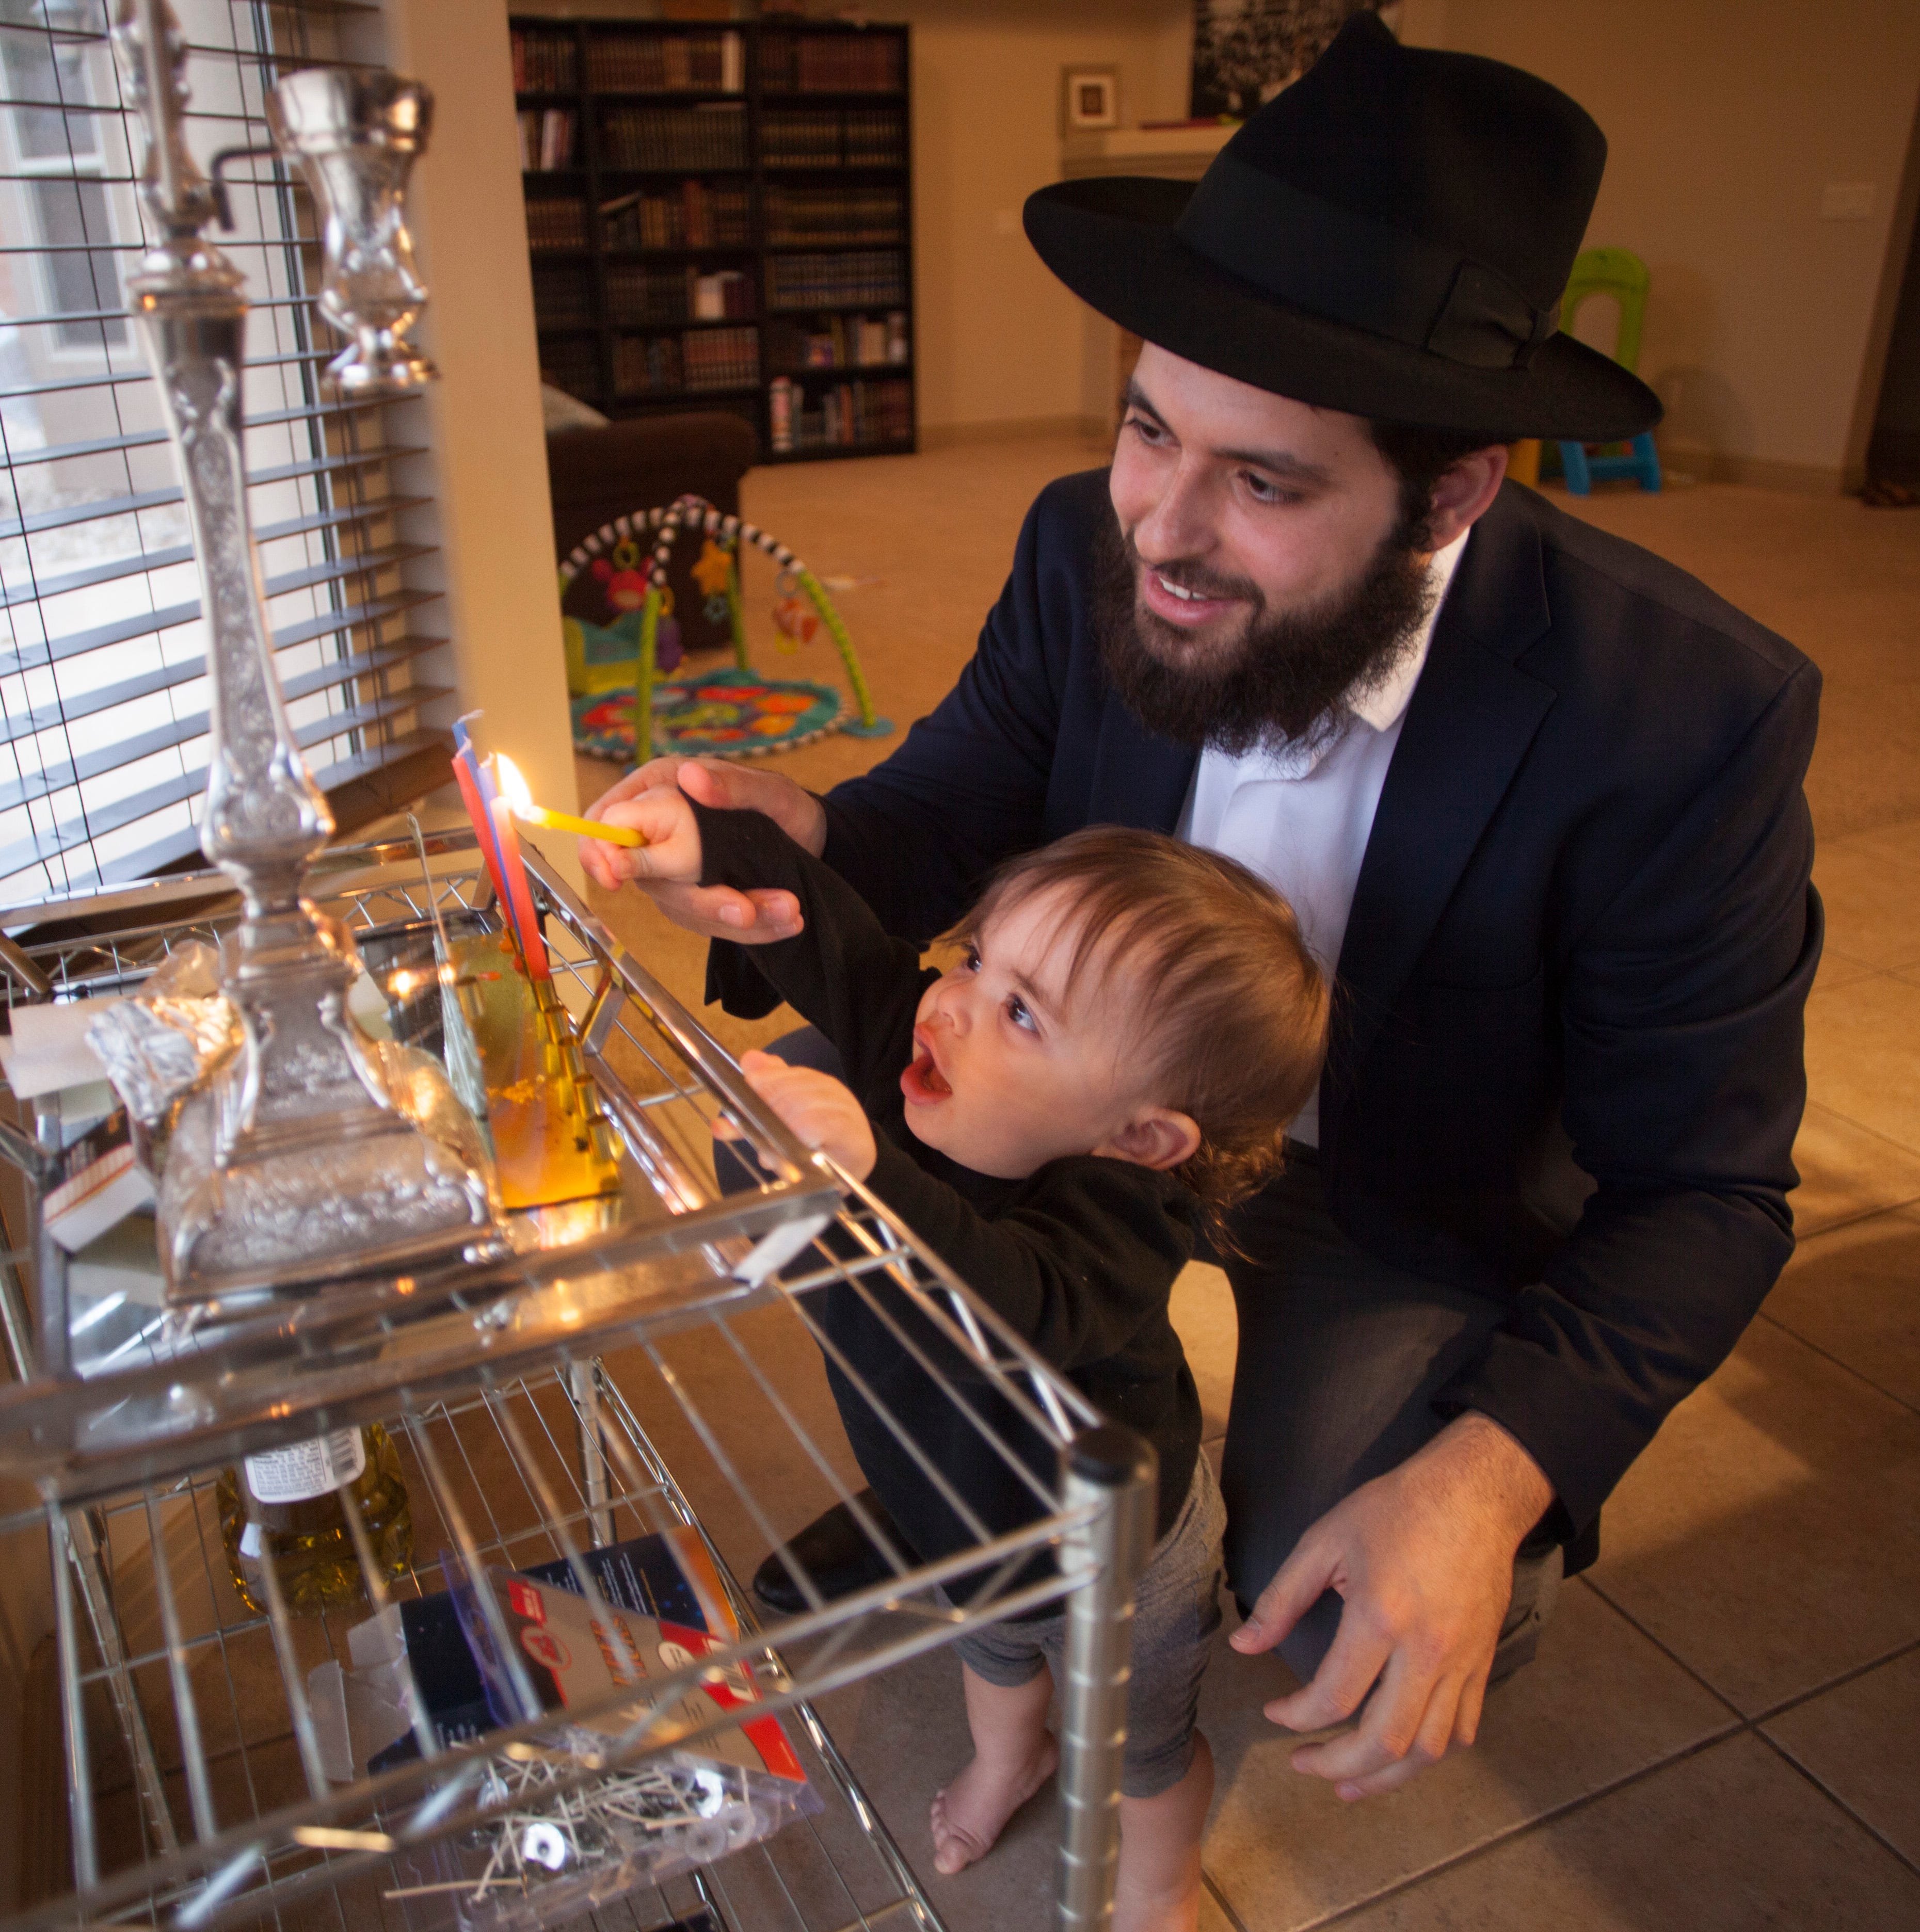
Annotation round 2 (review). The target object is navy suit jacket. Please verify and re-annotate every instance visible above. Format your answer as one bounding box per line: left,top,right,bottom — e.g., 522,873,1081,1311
718,471,1821,1549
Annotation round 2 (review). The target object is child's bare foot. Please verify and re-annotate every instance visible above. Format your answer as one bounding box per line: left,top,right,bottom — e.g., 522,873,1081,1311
929,1730,1060,1875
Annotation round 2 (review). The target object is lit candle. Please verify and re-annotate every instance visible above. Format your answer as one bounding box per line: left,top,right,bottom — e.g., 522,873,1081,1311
494,754,645,848
484,765,552,980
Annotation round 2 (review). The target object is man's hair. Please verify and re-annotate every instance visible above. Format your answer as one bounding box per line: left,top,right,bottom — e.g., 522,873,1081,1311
952,827,1330,1235
1366,419,1507,550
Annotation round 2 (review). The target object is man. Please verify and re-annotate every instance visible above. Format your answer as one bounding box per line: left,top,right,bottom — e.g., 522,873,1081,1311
584,15,1819,1802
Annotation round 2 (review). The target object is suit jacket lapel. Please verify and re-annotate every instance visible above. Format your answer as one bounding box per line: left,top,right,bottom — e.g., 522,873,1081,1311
1085,696,1199,833
1327,493,1557,1135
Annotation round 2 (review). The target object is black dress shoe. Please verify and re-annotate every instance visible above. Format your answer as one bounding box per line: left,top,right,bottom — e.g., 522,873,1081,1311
754,1489,906,1616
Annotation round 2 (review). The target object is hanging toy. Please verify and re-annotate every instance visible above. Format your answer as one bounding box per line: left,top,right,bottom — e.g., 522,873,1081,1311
691,535,737,630
691,536,734,599
771,568,820,654
590,539,649,618
649,584,683,672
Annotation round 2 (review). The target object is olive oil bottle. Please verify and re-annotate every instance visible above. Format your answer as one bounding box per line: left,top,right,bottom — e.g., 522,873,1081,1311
216,1424,413,1615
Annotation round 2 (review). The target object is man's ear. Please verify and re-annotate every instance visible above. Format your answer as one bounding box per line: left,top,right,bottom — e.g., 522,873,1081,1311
1424,443,1510,552
1094,1108,1202,1172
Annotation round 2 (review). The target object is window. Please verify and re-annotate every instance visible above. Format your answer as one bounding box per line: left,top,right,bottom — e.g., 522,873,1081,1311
0,0,451,911
3,6,125,347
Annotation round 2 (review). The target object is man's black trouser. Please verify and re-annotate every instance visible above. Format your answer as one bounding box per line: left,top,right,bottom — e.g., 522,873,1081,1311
737,1029,1560,1686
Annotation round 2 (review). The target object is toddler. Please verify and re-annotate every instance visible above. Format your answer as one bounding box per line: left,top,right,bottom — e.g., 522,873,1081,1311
594,772,1326,1932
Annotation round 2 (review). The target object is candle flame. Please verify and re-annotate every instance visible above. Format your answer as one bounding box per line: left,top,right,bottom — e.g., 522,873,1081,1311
494,751,535,814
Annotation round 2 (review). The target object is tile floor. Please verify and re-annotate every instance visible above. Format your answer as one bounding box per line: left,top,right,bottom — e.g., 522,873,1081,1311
571,445,1920,1929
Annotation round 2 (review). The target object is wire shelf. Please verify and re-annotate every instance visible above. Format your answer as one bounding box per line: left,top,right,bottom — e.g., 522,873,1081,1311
0,835,1152,1931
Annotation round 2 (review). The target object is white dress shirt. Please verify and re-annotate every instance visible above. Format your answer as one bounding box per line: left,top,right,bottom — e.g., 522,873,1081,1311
1176,533,1468,1146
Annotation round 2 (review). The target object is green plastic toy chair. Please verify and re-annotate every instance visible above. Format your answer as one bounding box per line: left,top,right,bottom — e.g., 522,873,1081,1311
1555,247,1662,495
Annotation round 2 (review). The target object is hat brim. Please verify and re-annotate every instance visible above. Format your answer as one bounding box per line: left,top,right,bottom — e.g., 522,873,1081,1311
1026,178,1661,443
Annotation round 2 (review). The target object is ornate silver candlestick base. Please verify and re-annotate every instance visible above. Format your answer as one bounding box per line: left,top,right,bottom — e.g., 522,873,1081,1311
115,1,494,1301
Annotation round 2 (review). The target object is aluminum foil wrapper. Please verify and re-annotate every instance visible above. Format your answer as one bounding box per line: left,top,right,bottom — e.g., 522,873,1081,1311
85,942,241,1130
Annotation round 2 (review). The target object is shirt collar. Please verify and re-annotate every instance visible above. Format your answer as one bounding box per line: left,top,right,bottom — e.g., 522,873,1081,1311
1346,527,1469,735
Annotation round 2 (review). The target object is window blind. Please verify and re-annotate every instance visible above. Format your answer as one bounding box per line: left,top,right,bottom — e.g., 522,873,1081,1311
0,0,453,910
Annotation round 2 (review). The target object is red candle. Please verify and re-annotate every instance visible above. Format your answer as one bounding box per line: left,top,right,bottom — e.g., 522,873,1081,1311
488,791,551,980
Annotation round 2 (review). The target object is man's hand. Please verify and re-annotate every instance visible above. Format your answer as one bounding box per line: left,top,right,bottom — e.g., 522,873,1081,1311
1229,1412,1554,1800
734,1049,876,1180
581,758,826,941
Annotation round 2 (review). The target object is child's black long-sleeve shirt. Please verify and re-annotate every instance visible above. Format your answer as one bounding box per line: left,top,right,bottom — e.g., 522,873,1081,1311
695,801,1202,1561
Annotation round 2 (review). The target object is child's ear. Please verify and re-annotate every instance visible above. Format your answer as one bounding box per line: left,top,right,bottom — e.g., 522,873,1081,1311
1095,1108,1201,1172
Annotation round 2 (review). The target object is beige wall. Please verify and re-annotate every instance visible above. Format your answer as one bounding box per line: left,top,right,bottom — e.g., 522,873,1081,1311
509,0,1192,433
365,0,584,884
882,0,1190,432
1401,0,1920,490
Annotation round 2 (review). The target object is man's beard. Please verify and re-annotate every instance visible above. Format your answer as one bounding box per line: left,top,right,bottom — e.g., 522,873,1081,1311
1089,504,1438,755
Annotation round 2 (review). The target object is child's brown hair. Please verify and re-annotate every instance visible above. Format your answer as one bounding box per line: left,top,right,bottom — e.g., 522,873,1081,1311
952,827,1329,1235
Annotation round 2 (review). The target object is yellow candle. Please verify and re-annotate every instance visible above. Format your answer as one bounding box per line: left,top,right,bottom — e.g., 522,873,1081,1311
520,802,645,848
493,753,646,847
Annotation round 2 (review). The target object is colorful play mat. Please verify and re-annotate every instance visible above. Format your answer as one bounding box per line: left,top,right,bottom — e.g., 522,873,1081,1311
571,665,846,762
558,494,891,764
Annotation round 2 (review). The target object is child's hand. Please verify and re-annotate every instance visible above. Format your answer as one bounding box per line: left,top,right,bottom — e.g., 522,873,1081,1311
579,784,702,887
737,1049,876,1181
579,761,808,943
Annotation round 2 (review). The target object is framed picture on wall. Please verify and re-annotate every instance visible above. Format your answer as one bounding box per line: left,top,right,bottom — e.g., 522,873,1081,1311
1062,67,1120,133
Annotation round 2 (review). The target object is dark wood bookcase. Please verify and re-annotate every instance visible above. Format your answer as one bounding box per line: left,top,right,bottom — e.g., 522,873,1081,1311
511,15,916,463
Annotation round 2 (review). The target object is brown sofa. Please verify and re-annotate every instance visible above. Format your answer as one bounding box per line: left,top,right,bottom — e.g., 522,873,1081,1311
547,410,759,656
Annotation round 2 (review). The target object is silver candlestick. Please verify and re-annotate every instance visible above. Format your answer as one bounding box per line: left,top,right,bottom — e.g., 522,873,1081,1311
113,1,494,1301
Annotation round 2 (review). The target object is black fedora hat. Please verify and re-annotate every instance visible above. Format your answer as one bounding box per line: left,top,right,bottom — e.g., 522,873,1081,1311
1024,12,1660,442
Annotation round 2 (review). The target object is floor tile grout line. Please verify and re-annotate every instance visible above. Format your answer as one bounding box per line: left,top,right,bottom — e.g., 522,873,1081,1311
1803,1094,1920,1160
1201,1864,1252,1932
1793,1190,1920,1244
1571,1574,1748,1720
1754,1309,1920,1419
1278,1720,1748,1932
1745,1632,1920,1730
1801,1106,1920,1165
1753,1726,1920,1883
1792,1190,1916,1252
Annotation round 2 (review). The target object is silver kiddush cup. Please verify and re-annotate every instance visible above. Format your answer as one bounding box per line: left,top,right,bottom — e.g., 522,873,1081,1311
112,1,494,1301
268,69,438,397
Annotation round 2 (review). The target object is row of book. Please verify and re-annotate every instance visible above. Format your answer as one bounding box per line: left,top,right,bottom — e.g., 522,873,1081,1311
766,312,909,373
588,31,744,94
763,183,905,248
613,335,682,397
512,27,902,100
686,325,761,393
526,197,589,253
601,104,749,173
763,108,906,169
767,250,906,313
517,108,577,172
606,265,756,327
602,181,752,252
612,327,760,397
767,376,912,453
511,29,578,93
758,32,904,95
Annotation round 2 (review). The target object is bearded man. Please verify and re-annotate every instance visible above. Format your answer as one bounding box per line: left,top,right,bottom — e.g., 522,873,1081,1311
584,14,1820,1802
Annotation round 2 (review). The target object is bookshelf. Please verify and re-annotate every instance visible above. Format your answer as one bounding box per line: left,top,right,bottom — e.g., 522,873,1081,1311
512,16,916,464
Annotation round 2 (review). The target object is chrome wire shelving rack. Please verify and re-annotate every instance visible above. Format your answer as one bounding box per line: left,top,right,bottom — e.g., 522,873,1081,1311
0,831,1153,1932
